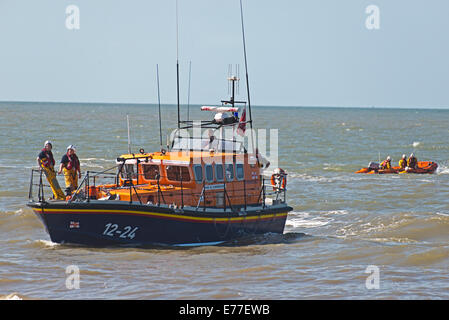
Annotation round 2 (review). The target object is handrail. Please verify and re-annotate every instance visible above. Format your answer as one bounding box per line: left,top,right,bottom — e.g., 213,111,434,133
28,167,287,211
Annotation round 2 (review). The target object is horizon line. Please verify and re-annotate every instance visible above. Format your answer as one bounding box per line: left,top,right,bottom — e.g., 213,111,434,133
0,99,448,110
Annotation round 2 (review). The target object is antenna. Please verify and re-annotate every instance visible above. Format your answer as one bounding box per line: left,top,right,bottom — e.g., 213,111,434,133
228,64,232,96
239,0,253,129
187,60,192,121
236,64,240,96
127,114,131,154
176,0,181,129
157,64,163,151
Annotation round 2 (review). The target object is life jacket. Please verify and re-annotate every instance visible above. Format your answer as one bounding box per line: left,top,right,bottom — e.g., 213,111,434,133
380,160,391,169
408,157,417,168
66,153,80,171
399,159,407,169
271,173,286,190
40,148,55,168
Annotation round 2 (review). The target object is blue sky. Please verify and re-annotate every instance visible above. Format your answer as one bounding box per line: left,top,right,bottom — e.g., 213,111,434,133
0,0,448,108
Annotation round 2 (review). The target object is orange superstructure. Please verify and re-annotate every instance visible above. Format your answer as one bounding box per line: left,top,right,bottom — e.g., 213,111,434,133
88,149,264,208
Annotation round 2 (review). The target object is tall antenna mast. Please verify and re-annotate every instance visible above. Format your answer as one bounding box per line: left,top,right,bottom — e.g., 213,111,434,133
176,0,181,129
187,60,192,121
239,0,253,129
126,114,131,154
228,64,232,96
157,64,163,151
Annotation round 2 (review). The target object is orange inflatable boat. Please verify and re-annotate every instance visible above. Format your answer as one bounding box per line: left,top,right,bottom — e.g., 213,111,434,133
356,161,438,174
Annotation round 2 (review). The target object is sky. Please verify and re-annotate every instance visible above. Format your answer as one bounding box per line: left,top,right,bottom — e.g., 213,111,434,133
0,0,448,108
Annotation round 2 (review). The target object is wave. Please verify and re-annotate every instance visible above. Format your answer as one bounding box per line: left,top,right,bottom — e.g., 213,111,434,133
403,247,449,266
0,208,34,217
282,172,365,184
436,164,449,175
0,293,25,300
79,158,116,162
336,212,449,245
436,212,449,217
286,211,333,229
33,239,60,249
285,210,348,230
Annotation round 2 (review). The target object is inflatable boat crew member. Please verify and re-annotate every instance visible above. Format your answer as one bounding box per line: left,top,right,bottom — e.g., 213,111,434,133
58,145,81,196
407,153,418,170
399,154,407,169
380,156,392,170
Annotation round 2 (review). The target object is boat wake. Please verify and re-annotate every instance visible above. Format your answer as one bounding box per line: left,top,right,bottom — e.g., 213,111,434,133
222,231,310,246
436,163,449,175
33,239,60,249
285,210,348,230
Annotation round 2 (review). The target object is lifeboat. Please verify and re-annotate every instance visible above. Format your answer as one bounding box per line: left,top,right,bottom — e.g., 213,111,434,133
26,75,293,247
356,161,438,174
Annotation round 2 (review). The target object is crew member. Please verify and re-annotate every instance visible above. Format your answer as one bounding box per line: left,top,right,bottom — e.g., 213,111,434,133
271,168,287,191
380,156,392,170
398,154,407,169
37,140,65,200
37,140,55,171
58,145,81,196
407,153,418,170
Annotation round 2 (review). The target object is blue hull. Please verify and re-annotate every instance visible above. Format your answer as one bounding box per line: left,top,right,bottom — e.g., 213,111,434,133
27,200,292,247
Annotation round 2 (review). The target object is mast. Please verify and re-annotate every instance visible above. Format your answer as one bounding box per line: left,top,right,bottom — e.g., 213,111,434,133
157,64,163,151
187,61,192,121
127,114,131,154
176,0,181,130
239,0,253,129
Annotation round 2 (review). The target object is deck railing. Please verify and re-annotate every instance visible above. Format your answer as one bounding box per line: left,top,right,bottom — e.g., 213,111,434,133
28,167,287,212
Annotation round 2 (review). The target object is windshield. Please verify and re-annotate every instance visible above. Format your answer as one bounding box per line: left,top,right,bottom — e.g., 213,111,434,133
171,136,245,153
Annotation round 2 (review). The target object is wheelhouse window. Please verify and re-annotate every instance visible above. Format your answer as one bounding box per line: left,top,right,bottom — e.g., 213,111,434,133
142,164,159,180
236,163,244,180
225,164,234,181
193,165,203,183
215,164,224,182
205,164,214,183
166,166,191,182
121,164,137,180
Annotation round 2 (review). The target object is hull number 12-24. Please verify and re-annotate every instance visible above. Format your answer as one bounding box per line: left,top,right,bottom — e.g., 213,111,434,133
103,223,138,239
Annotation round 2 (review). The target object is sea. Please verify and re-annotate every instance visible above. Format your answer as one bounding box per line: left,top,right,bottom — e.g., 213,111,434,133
0,101,448,300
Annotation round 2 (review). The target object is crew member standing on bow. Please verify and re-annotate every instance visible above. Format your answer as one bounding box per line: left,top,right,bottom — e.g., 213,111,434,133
58,145,81,196
37,140,55,170
37,141,65,200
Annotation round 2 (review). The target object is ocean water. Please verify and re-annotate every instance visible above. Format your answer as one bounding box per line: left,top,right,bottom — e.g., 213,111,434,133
1,101,449,300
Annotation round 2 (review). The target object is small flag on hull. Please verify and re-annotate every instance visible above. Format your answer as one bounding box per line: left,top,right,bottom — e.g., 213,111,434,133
69,221,80,229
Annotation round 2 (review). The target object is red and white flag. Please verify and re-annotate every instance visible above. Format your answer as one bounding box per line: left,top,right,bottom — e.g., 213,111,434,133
69,221,80,229
236,107,246,136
